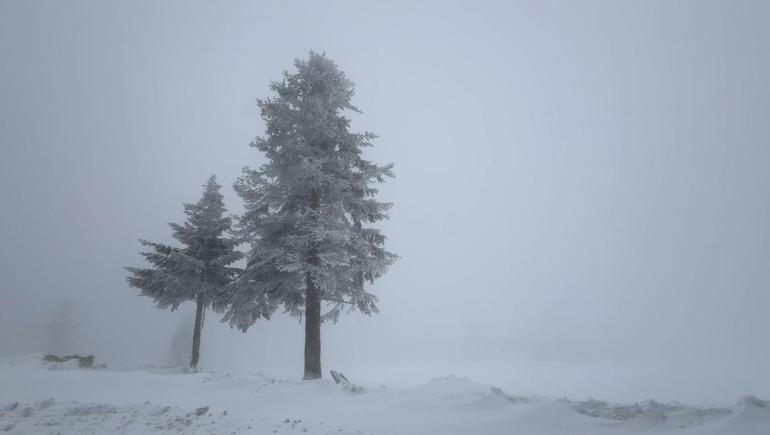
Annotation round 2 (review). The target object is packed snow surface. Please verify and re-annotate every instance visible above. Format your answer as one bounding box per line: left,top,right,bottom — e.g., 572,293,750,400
1,354,768,434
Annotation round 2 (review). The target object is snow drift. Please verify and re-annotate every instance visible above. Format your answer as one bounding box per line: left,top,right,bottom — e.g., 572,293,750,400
0,354,768,434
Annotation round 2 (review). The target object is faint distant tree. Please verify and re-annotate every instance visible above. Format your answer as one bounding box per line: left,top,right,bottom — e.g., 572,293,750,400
44,298,76,355
126,175,242,370
224,52,397,380
168,312,194,368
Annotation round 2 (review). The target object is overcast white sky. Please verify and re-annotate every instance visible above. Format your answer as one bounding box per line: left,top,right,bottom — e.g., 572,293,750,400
1,0,769,404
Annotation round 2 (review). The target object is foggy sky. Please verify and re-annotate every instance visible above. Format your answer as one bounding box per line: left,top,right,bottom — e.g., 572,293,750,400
1,0,769,404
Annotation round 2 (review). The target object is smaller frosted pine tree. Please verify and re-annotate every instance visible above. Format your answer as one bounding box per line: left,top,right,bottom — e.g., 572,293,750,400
126,175,242,369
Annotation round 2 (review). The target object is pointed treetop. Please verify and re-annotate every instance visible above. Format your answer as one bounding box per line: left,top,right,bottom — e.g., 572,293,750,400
267,51,359,114
126,174,242,312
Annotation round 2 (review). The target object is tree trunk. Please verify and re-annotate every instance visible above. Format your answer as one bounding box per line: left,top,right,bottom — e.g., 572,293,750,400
190,294,205,370
303,187,322,380
303,270,322,379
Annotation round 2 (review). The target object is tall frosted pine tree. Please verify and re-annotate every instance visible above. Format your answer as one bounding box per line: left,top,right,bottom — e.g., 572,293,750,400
126,175,242,370
225,52,397,379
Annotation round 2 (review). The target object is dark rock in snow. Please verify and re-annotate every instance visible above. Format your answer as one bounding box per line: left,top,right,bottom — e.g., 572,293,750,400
42,354,96,369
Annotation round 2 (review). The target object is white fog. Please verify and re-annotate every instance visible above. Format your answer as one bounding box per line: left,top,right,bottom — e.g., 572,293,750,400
1,1,769,434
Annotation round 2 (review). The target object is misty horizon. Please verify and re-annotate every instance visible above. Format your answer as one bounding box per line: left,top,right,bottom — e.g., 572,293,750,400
2,0,769,411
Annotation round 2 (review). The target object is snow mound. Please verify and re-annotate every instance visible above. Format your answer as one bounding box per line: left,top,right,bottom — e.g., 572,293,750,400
571,396,732,431
693,395,770,435
2,358,769,435
471,387,531,409
738,395,770,409
414,375,489,398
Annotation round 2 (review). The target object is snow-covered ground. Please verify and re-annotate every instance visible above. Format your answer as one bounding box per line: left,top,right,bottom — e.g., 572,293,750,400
1,354,768,434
